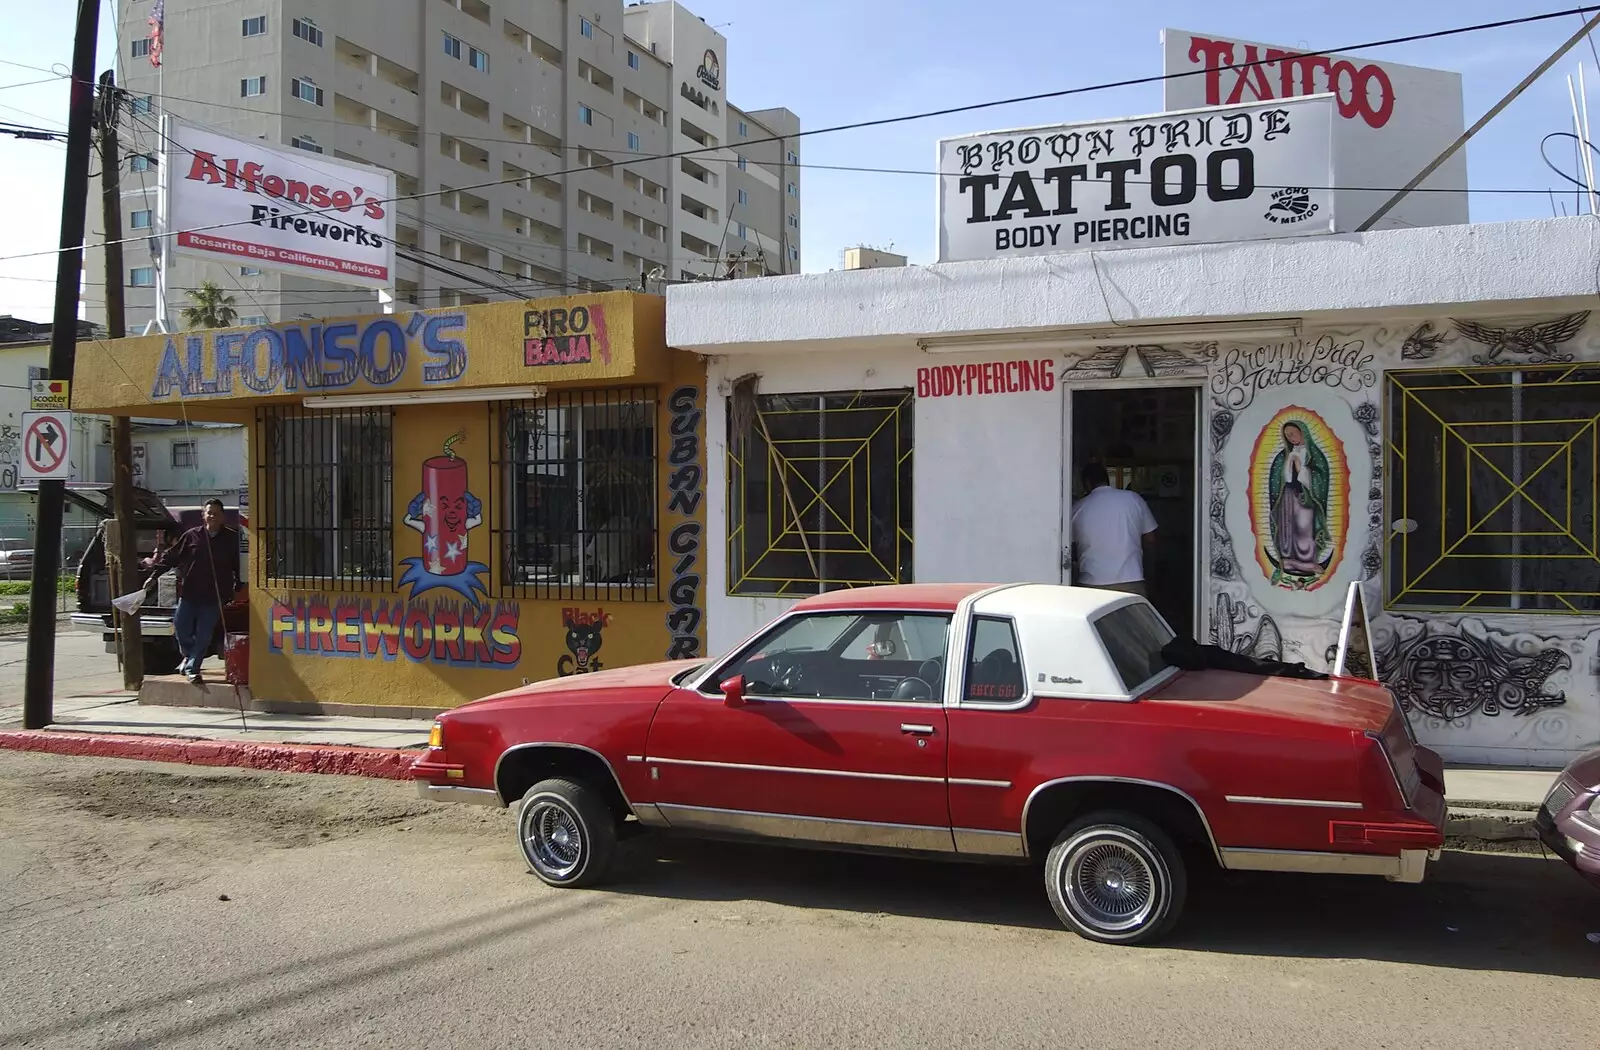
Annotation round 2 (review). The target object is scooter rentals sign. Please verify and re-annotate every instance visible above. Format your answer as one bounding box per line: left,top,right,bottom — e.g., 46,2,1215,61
936,94,1335,263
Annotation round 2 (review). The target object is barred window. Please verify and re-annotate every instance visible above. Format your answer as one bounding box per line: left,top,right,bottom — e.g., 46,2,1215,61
727,389,913,597
257,406,393,588
492,388,658,601
1386,363,1600,612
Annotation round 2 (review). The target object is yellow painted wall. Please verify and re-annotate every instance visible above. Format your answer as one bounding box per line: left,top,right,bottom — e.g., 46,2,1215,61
245,345,707,709
71,291,668,420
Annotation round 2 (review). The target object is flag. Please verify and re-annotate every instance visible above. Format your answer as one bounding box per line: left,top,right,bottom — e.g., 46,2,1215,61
148,0,164,68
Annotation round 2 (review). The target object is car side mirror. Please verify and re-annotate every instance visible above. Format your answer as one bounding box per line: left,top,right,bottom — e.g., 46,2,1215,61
720,675,746,707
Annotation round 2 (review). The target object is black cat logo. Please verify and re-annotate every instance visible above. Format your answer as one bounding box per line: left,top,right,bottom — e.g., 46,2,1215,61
557,622,605,676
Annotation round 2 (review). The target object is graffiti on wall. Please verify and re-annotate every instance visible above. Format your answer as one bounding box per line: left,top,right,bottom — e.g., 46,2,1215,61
399,432,489,606
1453,310,1588,366
1347,400,1383,581
1374,616,1572,721
1210,335,1376,411
1400,321,1447,361
150,310,467,400
665,385,704,659
557,606,611,675
1207,401,1241,582
1247,406,1349,591
0,424,18,492
268,595,522,667
1211,592,1284,661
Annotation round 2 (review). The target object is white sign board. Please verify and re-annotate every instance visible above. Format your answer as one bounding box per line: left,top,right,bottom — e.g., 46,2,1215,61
164,118,396,288
29,378,68,411
20,410,72,484
937,94,1335,264
1161,28,1467,231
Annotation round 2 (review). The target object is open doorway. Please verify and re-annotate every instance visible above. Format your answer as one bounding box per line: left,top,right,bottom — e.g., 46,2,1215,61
1068,386,1200,637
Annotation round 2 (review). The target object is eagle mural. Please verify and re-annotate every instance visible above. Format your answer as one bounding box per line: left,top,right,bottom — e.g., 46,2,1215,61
1452,311,1589,366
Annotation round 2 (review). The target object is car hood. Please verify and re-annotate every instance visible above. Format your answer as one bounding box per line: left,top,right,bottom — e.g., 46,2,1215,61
454,658,706,712
1559,746,1600,788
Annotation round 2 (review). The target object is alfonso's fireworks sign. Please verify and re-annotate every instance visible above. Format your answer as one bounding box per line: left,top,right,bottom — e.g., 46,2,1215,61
400,432,489,606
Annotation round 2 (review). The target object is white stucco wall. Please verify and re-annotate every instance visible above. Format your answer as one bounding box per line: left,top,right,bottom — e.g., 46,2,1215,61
674,216,1600,768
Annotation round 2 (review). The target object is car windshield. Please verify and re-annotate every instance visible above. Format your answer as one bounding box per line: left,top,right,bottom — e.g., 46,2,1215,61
1094,603,1176,692
0,538,29,552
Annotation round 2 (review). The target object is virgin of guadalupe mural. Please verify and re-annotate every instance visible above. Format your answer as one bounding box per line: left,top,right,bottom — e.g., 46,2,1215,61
1247,407,1349,592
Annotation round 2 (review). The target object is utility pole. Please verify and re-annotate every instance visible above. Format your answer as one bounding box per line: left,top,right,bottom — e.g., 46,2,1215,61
97,69,143,688
24,0,101,730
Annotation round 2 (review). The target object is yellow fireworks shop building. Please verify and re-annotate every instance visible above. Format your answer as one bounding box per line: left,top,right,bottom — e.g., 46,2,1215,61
72,292,707,712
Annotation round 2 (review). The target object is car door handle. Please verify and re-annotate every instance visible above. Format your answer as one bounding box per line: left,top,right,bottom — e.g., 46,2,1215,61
900,723,935,735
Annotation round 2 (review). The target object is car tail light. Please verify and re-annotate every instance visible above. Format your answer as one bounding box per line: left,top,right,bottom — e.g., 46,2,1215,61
1329,820,1440,847
428,721,444,749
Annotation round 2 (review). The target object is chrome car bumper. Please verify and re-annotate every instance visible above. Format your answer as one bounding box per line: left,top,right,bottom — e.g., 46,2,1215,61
414,781,500,806
1219,846,1439,883
70,612,175,637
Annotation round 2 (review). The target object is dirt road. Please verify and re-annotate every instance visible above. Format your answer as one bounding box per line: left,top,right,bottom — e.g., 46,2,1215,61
0,750,1594,1049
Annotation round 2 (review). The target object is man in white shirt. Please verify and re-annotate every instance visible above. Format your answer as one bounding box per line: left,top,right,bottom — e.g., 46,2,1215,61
1070,463,1158,595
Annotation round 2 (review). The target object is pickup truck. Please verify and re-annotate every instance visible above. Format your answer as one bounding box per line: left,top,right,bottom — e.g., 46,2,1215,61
69,486,248,675
411,582,1447,945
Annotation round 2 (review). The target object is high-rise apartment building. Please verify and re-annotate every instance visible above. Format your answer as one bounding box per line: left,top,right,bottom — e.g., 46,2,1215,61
90,0,801,330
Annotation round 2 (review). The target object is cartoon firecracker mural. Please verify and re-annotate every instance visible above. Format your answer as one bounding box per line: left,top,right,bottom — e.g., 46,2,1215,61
400,432,489,605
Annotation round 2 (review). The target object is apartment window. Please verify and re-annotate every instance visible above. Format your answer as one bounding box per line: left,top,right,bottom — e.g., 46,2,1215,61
736,222,746,239
258,406,394,585
492,388,658,600
131,38,151,58
578,104,593,125
443,32,463,59
787,150,799,164
130,209,153,230
738,121,747,136
292,77,324,105
788,214,799,229
736,189,747,206
171,441,197,468
129,266,155,287
626,131,640,151
129,154,157,172
290,134,323,153
242,16,267,37
789,246,799,261
1385,361,1600,612
627,49,640,70
130,95,154,114
580,18,593,39
241,76,267,98
292,17,323,46
240,266,262,276
469,47,490,72
787,182,797,197
727,389,914,596
736,154,747,171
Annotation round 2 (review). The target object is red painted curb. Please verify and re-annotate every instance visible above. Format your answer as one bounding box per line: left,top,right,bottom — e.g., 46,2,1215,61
0,730,416,780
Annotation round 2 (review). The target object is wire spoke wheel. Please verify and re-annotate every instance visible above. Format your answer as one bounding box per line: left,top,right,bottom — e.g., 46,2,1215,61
1064,837,1157,932
522,799,585,880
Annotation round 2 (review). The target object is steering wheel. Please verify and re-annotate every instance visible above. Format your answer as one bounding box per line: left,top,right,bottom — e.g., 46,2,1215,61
761,651,809,694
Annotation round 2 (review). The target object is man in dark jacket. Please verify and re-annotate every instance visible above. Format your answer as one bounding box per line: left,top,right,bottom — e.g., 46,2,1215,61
143,498,241,684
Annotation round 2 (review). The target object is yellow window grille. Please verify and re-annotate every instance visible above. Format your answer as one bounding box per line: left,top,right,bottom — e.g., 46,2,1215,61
1385,363,1600,613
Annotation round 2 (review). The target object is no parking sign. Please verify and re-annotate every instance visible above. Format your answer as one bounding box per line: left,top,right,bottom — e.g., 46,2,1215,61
20,410,72,484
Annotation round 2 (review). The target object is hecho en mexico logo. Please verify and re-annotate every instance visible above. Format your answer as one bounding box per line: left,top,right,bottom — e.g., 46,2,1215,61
1263,187,1318,225
696,49,720,91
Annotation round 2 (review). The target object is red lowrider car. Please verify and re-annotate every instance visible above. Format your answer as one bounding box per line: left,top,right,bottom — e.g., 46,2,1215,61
412,583,1446,945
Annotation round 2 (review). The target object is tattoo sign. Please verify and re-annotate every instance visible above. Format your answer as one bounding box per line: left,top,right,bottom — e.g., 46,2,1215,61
937,94,1335,263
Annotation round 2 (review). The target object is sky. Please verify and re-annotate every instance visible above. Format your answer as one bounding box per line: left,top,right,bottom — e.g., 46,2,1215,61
1,0,1597,319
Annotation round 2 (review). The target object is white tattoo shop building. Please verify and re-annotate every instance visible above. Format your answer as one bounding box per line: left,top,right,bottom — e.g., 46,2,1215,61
666,209,1600,768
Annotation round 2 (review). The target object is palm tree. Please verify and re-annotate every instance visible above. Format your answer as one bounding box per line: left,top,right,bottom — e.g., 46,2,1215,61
180,281,239,330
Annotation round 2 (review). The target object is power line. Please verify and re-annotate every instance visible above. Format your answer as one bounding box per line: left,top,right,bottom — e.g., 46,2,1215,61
5,4,1595,266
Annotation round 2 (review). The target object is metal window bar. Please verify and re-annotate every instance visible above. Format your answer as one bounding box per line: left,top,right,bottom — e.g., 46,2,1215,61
491,387,659,602
1383,362,1600,614
255,405,394,591
726,389,914,597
